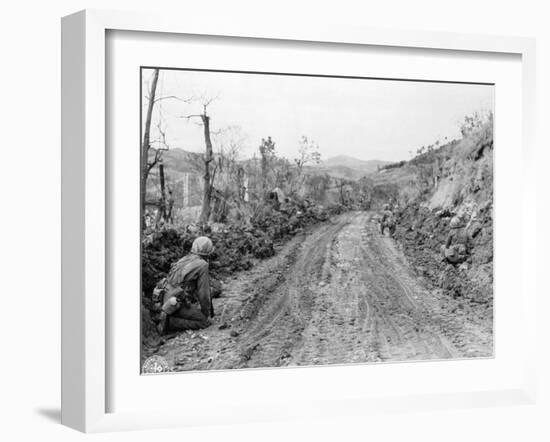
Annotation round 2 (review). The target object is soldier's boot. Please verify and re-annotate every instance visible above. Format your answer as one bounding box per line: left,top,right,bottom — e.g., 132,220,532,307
168,316,211,331
156,311,168,335
168,304,211,331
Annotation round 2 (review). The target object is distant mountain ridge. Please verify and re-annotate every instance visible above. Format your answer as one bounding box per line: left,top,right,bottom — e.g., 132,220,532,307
323,155,388,170
315,155,391,180
158,149,391,182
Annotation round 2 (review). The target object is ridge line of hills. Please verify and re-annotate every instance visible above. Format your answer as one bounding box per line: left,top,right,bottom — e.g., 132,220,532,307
158,148,392,181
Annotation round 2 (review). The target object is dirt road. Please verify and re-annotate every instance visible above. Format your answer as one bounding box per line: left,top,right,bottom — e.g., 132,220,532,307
152,211,493,371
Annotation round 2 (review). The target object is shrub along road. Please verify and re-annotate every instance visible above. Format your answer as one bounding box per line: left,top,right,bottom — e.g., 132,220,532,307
151,211,493,371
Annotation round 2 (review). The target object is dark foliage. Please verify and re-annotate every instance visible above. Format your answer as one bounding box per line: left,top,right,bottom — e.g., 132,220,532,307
141,201,346,298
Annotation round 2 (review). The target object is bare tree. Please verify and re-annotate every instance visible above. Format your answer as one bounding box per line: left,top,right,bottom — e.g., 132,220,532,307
259,136,276,198
154,160,167,225
142,69,196,231
141,68,160,232
290,136,321,195
180,99,217,224
236,166,246,202
199,107,215,223
165,184,175,223
212,125,248,208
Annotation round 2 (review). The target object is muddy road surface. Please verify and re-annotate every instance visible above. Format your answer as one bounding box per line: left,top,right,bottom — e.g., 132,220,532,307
151,211,493,371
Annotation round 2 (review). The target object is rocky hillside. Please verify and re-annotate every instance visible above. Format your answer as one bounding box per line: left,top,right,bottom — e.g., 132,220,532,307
371,120,494,314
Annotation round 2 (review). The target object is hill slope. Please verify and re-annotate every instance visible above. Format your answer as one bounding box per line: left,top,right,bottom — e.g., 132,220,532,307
323,155,388,171
314,155,390,180
155,150,390,183
370,121,494,312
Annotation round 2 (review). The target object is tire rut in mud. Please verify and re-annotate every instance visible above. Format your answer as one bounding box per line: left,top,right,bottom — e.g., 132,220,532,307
228,215,354,369
156,211,492,372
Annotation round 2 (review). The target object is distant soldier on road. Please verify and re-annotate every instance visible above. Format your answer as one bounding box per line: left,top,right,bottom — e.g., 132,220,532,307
153,236,215,334
379,203,397,237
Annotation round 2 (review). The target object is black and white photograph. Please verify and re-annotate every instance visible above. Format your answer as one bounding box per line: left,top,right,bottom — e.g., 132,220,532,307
2,0,548,438
140,67,494,373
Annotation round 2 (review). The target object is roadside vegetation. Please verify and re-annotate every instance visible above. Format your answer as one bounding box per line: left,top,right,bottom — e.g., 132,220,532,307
140,66,494,362
140,69,368,333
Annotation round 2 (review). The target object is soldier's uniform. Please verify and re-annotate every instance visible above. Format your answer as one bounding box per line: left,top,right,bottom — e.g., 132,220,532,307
379,204,396,236
441,216,469,264
153,237,214,333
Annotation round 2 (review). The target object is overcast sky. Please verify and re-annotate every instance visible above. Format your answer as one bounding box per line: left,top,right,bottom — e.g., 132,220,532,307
143,68,494,163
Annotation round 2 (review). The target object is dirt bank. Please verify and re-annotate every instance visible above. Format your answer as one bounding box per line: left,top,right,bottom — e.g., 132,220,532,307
370,120,494,326
394,202,493,310
146,211,493,372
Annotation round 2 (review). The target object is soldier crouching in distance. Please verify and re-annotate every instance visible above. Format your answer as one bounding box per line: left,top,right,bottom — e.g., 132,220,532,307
441,216,469,264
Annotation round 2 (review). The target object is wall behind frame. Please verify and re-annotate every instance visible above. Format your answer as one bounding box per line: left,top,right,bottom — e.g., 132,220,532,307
0,1,548,442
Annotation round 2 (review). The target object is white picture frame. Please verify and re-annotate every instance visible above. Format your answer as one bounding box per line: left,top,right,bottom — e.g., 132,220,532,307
61,9,537,433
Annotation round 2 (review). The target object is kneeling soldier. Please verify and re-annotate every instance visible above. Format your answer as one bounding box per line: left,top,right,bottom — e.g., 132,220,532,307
153,236,215,334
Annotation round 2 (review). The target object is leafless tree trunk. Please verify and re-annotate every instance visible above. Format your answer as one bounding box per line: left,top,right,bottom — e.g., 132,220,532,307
166,186,175,223
180,100,217,224
141,68,160,233
260,150,268,196
259,137,275,200
236,167,245,202
158,161,166,219
200,109,214,224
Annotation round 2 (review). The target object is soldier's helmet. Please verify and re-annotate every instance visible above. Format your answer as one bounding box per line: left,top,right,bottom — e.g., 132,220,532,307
191,236,215,256
449,216,462,229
